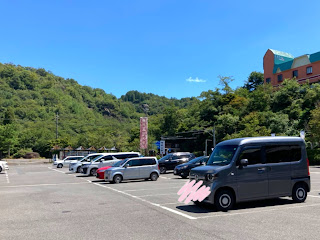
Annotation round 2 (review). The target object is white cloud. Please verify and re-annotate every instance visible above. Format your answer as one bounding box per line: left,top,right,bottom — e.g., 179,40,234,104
186,77,206,83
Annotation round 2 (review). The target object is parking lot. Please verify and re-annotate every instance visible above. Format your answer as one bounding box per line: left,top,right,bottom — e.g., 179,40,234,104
1,163,320,240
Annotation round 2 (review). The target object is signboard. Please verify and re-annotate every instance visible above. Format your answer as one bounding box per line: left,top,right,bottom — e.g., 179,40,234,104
155,141,161,149
140,117,148,150
160,140,165,155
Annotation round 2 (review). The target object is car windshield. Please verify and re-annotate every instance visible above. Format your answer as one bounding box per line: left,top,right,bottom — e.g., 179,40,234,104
113,160,127,167
188,156,204,164
91,155,103,162
207,145,238,166
159,154,172,161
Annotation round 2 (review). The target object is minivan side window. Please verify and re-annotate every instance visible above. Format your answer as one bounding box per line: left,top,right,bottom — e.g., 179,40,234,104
114,154,139,159
238,148,262,165
101,155,113,161
140,158,156,166
265,145,301,163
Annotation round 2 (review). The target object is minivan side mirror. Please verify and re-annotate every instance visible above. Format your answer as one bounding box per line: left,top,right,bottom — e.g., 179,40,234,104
124,164,129,168
240,159,249,167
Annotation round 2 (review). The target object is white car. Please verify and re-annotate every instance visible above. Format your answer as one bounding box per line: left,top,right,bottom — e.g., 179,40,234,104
0,160,9,173
53,156,84,168
80,152,141,176
69,153,104,173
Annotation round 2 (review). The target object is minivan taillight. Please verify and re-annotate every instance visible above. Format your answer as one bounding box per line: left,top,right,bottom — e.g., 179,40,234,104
307,158,310,176
158,164,160,170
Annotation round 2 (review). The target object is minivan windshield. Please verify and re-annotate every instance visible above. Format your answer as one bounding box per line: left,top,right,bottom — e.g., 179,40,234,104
207,145,238,166
113,160,126,167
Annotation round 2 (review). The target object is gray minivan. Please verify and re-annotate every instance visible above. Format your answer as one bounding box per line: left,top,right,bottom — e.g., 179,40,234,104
104,157,160,183
190,137,310,211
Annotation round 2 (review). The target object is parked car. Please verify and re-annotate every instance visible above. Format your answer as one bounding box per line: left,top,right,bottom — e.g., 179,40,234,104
174,156,209,178
190,136,310,211
158,152,195,174
104,157,160,183
80,152,141,176
69,153,104,173
0,160,9,173
96,160,126,180
53,156,84,168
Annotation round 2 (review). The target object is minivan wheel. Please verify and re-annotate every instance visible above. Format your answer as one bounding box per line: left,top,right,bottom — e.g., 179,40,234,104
76,166,81,173
160,167,166,174
90,168,97,176
57,163,63,168
150,172,159,181
214,189,234,212
292,183,307,203
0,166,2,173
113,175,122,184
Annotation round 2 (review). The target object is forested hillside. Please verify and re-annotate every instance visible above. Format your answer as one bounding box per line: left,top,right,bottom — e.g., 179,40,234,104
1,63,320,159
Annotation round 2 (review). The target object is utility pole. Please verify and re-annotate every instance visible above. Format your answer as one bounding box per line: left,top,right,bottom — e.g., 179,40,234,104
55,112,59,139
213,124,216,148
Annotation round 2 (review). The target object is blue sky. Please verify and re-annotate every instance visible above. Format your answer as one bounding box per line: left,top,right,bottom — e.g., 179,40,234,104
1,0,320,99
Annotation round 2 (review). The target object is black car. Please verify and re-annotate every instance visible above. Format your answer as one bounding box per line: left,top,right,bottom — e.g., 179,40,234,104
174,156,209,178
158,152,195,174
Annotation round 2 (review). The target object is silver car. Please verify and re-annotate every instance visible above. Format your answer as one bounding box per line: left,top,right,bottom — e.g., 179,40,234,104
104,157,160,184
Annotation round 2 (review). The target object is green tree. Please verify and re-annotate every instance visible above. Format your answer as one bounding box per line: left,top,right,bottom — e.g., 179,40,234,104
244,71,264,91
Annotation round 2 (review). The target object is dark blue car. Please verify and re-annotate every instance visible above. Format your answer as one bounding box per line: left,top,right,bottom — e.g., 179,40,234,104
174,156,209,178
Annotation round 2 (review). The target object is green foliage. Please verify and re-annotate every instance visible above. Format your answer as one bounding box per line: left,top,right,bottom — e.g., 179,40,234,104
1,64,320,158
244,71,264,91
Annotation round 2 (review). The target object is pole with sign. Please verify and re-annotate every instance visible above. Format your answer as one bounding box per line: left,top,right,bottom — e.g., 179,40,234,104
160,140,165,156
140,117,148,154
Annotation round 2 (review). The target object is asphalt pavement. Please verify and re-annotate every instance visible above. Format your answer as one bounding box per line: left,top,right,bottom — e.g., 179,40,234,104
1,163,320,240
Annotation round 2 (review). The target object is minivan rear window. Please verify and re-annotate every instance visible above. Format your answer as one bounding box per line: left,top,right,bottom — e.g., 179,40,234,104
207,145,238,166
266,145,301,163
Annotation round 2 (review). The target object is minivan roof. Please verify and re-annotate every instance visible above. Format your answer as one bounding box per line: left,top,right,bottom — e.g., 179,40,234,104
218,136,305,146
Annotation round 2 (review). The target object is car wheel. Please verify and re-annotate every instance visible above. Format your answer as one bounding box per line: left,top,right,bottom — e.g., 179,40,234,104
292,183,307,203
214,189,235,212
113,175,122,184
57,163,63,168
76,166,81,173
90,168,97,176
150,172,159,181
0,166,2,173
160,166,166,174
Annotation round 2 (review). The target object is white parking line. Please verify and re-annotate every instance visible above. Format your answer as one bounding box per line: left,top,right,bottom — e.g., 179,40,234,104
48,167,66,174
138,193,178,197
91,182,196,220
5,170,10,183
123,186,181,192
308,195,320,198
0,182,89,188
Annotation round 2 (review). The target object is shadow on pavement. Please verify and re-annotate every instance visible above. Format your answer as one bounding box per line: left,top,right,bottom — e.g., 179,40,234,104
177,198,297,214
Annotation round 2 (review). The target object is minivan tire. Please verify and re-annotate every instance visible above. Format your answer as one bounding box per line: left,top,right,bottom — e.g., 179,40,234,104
150,172,158,181
292,183,307,203
57,163,63,168
113,175,122,184
0,166,2,173
214,189,235,212
90,168,97,176
76,166,81,173
160,167,166,174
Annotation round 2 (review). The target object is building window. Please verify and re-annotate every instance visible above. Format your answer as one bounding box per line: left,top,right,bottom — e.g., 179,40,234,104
266,78,271,83
307,66,312,74
277,74,283,82
292,70,298,78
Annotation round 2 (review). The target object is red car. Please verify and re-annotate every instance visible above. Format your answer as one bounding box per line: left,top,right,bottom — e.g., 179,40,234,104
96,166,112,179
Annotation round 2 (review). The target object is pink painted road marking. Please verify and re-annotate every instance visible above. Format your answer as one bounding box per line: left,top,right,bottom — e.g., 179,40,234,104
177,180,211,204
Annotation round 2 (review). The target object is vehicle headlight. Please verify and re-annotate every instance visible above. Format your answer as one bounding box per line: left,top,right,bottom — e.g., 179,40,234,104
180,165,188,169
206,173,218,181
